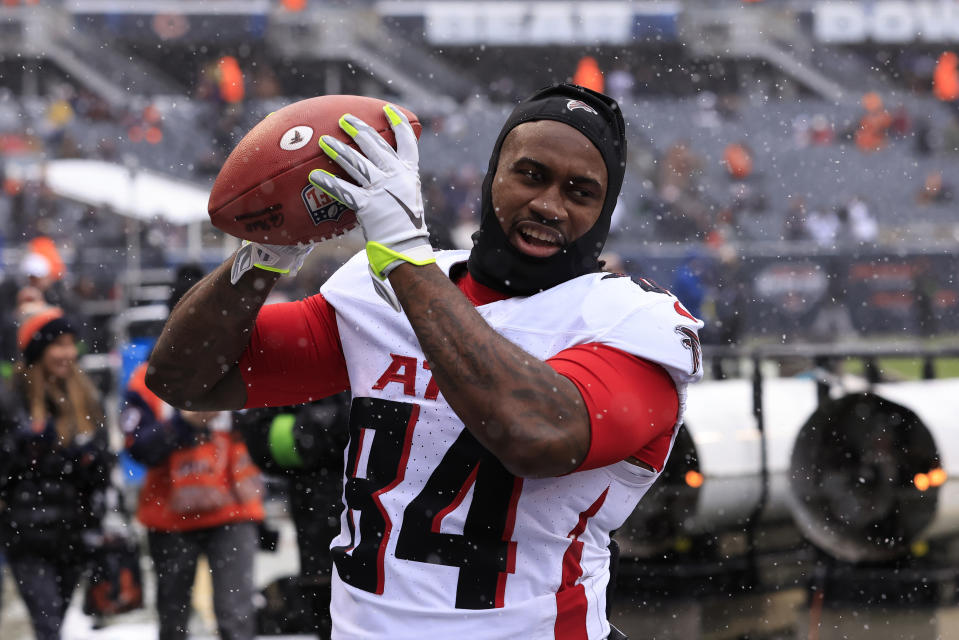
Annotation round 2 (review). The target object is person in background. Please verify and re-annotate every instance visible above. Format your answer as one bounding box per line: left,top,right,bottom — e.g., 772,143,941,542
671,250,707,320
122,265,264,640
917,169,955,205
841,195,878,244
0,371,21,626
0,272,21,373
18,237,88,348
707,247,747,379
235,395,351,637
912,257,940,338
855,91,892,152
18,238,77,312
804,205,841,247
599,251,626,275
783,195,812,242
722,141,753,182
0,306,113,640
606,64,635,104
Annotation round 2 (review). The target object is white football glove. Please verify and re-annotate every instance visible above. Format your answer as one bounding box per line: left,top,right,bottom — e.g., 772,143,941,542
308,105,434,311
230,240,314,285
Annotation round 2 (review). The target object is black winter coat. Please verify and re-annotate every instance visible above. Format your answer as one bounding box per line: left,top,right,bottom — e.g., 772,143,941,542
0,388,113,559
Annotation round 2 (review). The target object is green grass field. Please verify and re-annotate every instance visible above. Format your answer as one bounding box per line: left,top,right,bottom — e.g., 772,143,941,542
737,333,959,381
841,356,959,381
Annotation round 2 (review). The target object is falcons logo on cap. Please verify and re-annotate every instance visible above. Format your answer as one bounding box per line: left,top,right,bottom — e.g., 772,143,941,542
566,99,598,115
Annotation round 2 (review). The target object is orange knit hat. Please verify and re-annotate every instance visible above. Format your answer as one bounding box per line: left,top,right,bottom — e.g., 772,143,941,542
18,307,73,364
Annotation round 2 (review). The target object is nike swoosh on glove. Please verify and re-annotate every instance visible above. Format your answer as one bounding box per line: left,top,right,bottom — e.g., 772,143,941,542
308,105,434,312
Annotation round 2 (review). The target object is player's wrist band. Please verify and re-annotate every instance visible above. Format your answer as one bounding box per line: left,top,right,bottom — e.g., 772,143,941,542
366,241,436,279
254,263,291,275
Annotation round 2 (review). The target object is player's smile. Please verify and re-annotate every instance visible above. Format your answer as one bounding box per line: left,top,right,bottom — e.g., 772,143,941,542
491,120,607,259
513,219,566,258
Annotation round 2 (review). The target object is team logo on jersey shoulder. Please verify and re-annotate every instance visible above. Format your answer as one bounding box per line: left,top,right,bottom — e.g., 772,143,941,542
675,326,702,376
566,99,598,115
301,184,348,225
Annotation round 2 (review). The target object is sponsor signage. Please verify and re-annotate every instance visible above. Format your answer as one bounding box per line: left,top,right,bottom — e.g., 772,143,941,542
67,0,269,42
73,13,268,42
814,1,959,44
377,1,679,45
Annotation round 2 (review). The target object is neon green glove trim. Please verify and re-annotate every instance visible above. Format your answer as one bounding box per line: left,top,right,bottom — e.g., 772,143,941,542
366,241,436,279
318,137,339,160
268,413,303,469
338,114,359,138
255,264,291,275
383,105,403,126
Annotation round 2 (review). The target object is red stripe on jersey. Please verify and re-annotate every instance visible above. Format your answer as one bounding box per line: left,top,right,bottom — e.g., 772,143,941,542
371,404,420,595
555,487,610,640
431,464,479,533
495,476,524,608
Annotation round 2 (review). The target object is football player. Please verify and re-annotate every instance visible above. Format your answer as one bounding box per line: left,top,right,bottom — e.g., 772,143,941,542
147,83,703,639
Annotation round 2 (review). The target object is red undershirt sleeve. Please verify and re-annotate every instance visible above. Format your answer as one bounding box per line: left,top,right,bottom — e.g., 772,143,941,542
546,343,679,472
238,293,350,408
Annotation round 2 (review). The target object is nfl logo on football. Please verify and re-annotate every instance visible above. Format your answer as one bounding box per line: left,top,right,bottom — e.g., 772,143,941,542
301,184,348,225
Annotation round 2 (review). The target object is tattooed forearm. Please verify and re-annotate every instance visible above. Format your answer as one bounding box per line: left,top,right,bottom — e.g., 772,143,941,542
389,263,590,477
414,304,499,391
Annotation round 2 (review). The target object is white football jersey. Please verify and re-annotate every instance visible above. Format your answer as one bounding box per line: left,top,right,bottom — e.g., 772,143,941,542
320,250,703,640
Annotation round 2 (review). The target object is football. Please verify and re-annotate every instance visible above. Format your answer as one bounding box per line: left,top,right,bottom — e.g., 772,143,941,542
208,95,421,245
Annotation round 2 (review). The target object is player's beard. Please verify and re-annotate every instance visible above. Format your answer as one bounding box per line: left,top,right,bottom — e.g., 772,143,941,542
466,197,610,296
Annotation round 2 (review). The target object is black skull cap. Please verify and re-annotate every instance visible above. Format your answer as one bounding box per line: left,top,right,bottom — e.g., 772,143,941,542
467,82,627,296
